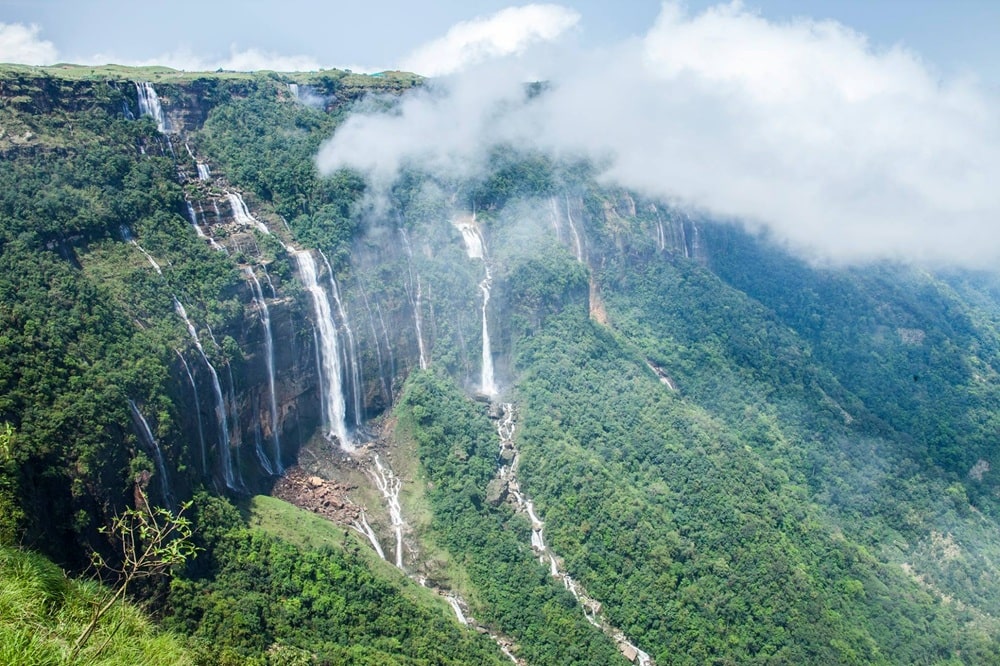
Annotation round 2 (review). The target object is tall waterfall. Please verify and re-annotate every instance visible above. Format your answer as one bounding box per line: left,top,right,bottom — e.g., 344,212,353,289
127,400,175,508
454,217,496,396
291,249,350,450
197,163,211,181
400,229,428,370
564,195,585,263
135,82,168,133
244,266,282,472
358,282,390,403
319,251,363,428
174,298,238,489
176,351,207,474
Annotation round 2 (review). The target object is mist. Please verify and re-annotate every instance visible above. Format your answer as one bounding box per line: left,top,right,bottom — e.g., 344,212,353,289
317,2,1000,268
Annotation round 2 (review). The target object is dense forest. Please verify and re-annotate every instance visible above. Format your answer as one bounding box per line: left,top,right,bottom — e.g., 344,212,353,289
2,63,1000,664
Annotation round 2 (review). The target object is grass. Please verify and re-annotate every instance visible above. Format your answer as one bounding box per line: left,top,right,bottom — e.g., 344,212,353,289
0,546,192,665
0,63,422,87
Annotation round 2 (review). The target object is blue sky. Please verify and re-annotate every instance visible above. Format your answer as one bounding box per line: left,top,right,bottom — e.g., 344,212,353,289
0,1,997,83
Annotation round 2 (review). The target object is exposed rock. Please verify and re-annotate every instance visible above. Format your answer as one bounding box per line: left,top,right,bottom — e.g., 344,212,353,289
485,478,508,506
272,466,360,525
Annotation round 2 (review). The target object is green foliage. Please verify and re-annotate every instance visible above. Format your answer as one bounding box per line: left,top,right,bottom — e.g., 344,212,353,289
166,494,508,665
0,545,192,665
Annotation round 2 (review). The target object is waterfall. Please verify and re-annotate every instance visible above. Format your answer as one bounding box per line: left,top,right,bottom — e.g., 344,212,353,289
123,228,163,274
549,196,564,243
564,195,585,263
651,204,666,251
358,282,390,403
135,82,168,133
176,351,208,474
197,163,211,181
227,192,271,235
174,298,238,490
319,251,363,428
185,201,202,235
446,596,469,626
350,511,386,560
244,266,282,472
288,83,299,99
371,454,406,569
127,400,175,508
400,229,428,370
453,216,496,396
479,270,497,397
291,249,350,450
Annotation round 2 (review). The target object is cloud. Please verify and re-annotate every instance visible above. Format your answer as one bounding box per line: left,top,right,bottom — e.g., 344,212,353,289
0,23,58,65
318,1,1000,267
399,4,580,77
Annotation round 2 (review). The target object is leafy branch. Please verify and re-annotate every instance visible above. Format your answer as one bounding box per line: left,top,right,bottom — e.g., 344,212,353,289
71,490,198,662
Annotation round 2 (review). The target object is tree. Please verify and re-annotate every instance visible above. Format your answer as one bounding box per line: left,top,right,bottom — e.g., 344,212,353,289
71,490,198,661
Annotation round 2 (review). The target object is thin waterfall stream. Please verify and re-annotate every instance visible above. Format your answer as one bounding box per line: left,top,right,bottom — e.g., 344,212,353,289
493,402,654,666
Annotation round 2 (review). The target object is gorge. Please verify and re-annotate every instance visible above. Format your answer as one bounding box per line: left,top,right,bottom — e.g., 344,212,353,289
3,64,1000,665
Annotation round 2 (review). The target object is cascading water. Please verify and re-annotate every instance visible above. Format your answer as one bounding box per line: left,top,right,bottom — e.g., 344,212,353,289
244,266,282,472
174,298,238,490
358,282,390,403
291,249,350,450
564,195,585,263
371,454,406,569
197,163,211,181
453,217,496,396
400,229,428,370
127,399,175,508
121,226,164,275
319,251,363,428
350,511,386,560
493,403,653,665
135,82,168,133
176,350,208,474
227,192,271,236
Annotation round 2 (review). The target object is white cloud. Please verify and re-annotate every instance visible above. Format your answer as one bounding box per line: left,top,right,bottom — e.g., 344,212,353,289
318,1,1000,267
0,23,58,65
399,4,580,77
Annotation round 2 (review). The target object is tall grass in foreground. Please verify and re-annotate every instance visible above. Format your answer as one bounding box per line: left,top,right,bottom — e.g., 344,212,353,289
0,547,191,666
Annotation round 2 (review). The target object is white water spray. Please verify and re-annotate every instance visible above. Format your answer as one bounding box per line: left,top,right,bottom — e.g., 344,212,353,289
371,454,406,569
127,399,175,508
400,229,428,370
244,266,282,472
291,249,350,450
564,195,585,263
319,251,363,428
175,350,208,474
174,298,237,490
227,192,271,235
350,511,386,560
453,215,496,396
135,82,168,133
